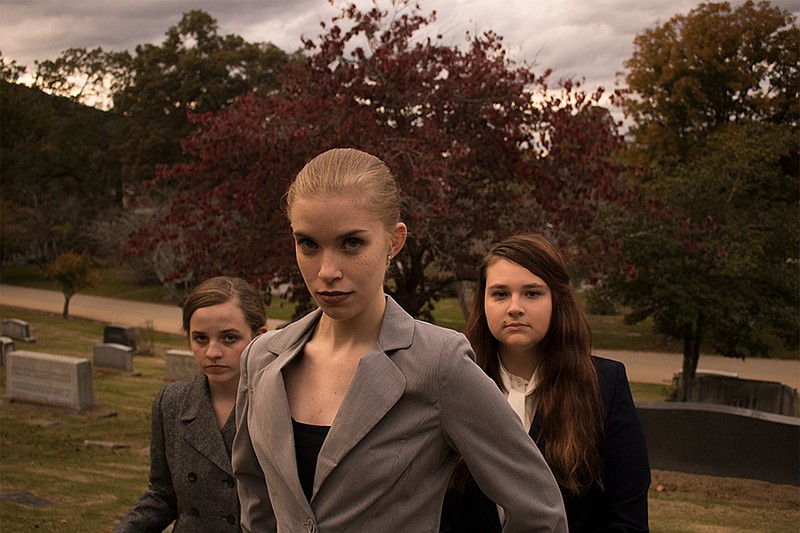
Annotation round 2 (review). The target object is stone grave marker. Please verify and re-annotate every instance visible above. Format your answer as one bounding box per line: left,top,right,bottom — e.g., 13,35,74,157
103,324,137,352
0,336,15,366
92,343,134,372
1,318,36,343
165,349,199,380
5,350,95,411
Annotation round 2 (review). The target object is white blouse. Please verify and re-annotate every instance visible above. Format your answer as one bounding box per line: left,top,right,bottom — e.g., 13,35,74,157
498,359,539,431
497,359,540,526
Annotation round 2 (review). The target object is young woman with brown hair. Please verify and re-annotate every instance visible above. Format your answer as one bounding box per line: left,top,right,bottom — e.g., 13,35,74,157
115,276,267,532
442,234,650,532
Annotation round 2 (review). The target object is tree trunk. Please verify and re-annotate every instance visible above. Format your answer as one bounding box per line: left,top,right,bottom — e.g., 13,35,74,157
61,287,75,320
62,294,71,319
678,313,705,401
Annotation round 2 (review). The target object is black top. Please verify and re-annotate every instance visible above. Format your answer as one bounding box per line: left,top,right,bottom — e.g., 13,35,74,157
292,418,331,501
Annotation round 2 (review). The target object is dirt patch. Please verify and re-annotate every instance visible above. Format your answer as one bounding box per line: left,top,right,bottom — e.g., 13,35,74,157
649,470,799,532
651,470,799,506
1,491,54,508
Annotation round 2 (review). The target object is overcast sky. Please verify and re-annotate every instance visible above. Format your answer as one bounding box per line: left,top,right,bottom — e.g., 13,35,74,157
2,0,799,97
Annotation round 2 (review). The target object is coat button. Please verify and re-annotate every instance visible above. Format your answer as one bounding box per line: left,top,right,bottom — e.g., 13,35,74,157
302,518,317,532
190,507,200,517
188,472,197,482
225,514,236,525
225,475,235,487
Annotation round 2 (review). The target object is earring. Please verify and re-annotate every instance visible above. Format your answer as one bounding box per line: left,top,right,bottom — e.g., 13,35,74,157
387,255,392,268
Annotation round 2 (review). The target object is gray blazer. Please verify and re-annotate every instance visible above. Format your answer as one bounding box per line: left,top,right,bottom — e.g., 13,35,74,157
114,374,240,532
233,296,567,533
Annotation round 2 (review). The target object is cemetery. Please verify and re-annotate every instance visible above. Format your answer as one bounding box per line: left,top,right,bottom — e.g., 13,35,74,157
0,301,797,531
0,313,796,489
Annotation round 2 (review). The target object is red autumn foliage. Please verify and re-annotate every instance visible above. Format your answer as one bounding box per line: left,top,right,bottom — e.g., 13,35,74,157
124,0,632,318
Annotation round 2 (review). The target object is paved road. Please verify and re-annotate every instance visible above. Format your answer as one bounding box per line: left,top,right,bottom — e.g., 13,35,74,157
1,284,798,389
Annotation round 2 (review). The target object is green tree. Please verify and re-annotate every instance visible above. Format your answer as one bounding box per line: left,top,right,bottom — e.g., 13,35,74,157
1,11,292,272
611,1,799,400
32,46,131,109
0,52,27,82
112,10,293,187
0,81,123,266
43,251,100,319
616,0,799,164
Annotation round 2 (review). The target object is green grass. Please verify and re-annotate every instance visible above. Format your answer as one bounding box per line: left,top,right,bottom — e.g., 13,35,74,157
1,263,302,323
0,304,187,532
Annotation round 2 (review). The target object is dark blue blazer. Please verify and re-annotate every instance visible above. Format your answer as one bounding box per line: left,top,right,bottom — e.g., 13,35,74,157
441,356,651,532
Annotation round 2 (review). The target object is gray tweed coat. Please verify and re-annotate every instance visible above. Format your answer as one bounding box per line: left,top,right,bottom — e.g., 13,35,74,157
114,373,240,532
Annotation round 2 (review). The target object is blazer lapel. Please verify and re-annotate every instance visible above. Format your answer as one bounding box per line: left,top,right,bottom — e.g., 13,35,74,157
314,348,406,491
313,297,412,493
249,316,318,512
181,375,232,475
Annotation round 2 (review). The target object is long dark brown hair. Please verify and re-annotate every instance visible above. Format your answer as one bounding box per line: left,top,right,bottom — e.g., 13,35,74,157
457,234,605,494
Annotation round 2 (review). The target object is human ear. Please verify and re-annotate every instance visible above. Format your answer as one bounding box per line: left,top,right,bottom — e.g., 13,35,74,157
390,222,407,257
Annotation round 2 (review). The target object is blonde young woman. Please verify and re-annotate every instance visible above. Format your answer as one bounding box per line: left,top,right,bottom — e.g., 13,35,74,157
442,234,650,532
232,149,568,532
115,276,267,532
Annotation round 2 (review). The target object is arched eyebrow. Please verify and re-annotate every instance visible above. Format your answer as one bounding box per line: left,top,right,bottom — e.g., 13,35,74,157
292,228,370,241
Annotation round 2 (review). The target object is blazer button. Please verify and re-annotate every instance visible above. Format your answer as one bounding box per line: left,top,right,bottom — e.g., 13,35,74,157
190,507,200,517
302,518,317,532
188,472,197,482
225,514,236,525
225,475,235,488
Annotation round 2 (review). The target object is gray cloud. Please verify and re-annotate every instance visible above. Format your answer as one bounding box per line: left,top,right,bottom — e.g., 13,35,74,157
1,0,797,97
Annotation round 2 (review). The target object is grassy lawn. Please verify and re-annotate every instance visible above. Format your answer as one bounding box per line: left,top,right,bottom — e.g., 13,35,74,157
0,305,187,532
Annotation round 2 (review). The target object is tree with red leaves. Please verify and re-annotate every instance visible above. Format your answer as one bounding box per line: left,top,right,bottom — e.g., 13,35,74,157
125,0,630,319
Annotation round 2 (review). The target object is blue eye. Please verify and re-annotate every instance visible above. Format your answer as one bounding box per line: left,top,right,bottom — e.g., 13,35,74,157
343,237,363,250
296,237,318,251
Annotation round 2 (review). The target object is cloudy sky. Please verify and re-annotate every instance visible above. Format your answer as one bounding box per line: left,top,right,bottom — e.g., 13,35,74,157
1,0,799,97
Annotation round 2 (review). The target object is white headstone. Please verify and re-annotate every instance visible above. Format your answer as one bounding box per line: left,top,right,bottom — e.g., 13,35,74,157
165,349,199,380
5,351,95,411
92,343,134,372
2,319,35,342
0,336,15,366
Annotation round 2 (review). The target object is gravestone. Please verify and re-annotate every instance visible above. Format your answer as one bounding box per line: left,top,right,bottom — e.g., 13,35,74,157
0,336,15,366
5,350,95,411
165,349,199,380
2,318,36,343
92,343,134,372
103,325,137,352
677,371,797,416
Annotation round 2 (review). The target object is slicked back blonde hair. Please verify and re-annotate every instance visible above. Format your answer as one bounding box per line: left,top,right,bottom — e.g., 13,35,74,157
286,148,400,232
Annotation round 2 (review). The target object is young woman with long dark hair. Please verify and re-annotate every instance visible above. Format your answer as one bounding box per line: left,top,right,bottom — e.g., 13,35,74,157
442,234,650,532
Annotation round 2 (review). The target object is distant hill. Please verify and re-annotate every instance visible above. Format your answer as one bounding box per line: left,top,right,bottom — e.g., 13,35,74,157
0,80,123,263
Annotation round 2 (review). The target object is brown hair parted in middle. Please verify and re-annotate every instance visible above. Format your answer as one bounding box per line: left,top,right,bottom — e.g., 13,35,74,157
464,234,605,494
